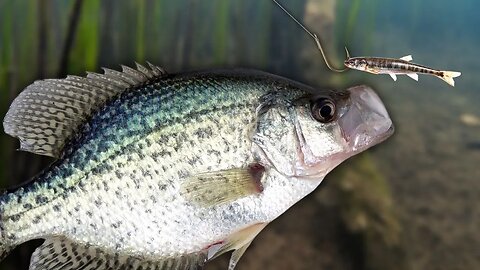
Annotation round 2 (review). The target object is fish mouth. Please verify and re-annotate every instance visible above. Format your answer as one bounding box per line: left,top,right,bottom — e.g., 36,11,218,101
339,85,394,153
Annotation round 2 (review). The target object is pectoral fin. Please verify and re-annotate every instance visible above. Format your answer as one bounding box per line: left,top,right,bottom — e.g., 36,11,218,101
180,164,265,207
400,55,413,61
407,73,419,81
389,73,398,81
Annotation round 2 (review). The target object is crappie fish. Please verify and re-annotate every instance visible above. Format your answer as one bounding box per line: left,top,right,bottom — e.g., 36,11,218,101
0,63,393,270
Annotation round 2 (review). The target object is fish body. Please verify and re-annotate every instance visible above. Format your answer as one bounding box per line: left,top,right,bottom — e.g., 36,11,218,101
0,65,393,270
344,55,461,86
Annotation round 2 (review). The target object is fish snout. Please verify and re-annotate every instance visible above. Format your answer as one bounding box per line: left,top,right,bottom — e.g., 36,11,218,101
339,85,394,152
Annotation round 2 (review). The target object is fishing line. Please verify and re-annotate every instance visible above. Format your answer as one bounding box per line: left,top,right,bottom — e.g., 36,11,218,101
271,0,349,73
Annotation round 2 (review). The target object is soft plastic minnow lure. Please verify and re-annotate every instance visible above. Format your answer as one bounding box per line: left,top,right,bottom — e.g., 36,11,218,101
344,53,461,87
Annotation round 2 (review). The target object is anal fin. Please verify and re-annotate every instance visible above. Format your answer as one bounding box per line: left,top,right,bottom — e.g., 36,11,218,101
30,237,206,270
407,73,419,81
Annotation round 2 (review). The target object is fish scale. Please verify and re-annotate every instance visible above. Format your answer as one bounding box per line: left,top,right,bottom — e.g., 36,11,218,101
0,65,393,270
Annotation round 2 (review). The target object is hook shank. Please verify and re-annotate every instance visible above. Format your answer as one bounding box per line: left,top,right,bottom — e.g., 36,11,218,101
271,0,348,73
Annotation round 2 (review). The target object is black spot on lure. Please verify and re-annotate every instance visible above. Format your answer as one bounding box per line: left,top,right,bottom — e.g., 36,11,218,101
0,64,393,270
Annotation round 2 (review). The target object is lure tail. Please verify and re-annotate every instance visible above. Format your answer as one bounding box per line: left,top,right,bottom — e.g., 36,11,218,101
439,71,461,87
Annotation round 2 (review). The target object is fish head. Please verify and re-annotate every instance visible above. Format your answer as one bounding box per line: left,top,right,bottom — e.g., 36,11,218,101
253,84,393,180
344,57,369,71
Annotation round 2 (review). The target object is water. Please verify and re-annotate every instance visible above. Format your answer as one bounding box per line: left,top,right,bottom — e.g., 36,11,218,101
337,1,479,269
0,0,478,269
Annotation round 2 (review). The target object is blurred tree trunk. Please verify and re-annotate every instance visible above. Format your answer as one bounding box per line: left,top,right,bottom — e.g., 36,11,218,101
0,1,14,109
136,0,146,62
180,0,195,69
191,1,213,67
67,0,99,74
58,0,84,77
231,0,247,65
145,0,157,62
172,1,186,68
268,0,307,79
251,0,272,68
49,0,63,64
154,0,173,66
37,0,48,79
178,0,197,68
99,0,114,67
213,0,229,65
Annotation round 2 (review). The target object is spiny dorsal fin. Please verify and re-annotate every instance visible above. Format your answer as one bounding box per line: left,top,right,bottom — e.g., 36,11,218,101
3,63,167,158
30,237,206,270
400,55,413,61
180,164,265,207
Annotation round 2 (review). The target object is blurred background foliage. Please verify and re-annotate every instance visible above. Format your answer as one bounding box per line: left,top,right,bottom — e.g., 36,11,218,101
0,0,479,270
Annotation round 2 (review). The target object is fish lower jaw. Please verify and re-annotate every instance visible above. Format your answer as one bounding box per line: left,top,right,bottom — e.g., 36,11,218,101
294,173,327,182
291,159,339,181
293,167,327,180
347,124,394,153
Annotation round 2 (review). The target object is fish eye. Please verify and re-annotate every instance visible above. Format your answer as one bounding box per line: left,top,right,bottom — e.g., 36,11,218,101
311,98,336,123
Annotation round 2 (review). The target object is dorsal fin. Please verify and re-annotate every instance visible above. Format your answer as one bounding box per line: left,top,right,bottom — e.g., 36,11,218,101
3,63,167,158
400,55,413,61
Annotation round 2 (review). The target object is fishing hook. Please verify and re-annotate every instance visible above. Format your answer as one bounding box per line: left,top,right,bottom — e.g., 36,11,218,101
271,0,349,73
